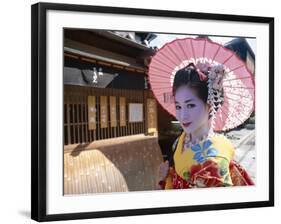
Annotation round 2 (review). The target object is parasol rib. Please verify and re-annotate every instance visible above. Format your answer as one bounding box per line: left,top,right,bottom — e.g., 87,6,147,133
203,39,207,58
229,64,245,73
167,44,184,64
151,57,176,70
211,45,221,62
221,52,235,64
223,76,253,82
223,85,254,89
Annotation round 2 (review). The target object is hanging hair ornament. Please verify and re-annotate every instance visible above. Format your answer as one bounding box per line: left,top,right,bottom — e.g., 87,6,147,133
196,62,226,130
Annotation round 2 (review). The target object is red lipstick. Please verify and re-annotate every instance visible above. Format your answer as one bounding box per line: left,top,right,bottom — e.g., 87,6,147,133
182,122,192,127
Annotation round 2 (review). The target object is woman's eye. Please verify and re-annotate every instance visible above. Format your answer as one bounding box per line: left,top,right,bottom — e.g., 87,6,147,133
186,104,195,108
175,105,181,110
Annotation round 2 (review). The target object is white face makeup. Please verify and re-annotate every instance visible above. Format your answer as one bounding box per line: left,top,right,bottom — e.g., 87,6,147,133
174,85,210,138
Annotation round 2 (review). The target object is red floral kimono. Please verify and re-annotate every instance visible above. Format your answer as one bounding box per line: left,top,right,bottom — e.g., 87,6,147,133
159,132,254,189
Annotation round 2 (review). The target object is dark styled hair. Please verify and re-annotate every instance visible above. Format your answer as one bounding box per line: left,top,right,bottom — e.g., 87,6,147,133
172,63,209,104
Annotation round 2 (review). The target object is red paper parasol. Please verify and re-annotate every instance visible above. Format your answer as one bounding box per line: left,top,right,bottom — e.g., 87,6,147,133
148,38,255,131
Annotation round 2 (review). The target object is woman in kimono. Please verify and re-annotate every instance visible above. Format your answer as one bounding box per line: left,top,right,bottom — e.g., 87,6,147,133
157,63,254,190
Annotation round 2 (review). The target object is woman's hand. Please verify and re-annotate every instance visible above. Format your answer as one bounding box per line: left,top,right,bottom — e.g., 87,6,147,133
158,160,170,181
156,160,170,190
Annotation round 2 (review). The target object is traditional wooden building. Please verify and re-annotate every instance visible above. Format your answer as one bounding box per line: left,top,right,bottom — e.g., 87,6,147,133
63,29,159,145
63,29,167,195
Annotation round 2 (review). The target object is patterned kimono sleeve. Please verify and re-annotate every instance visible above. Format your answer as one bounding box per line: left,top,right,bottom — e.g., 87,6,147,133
229,160,255,186
189,157,233,187
189,137,235,188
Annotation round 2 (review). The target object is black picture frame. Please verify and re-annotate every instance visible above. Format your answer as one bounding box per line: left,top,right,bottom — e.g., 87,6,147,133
31,2,274,222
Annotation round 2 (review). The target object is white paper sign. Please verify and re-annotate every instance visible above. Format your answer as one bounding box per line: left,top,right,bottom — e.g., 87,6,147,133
129,103,143,122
